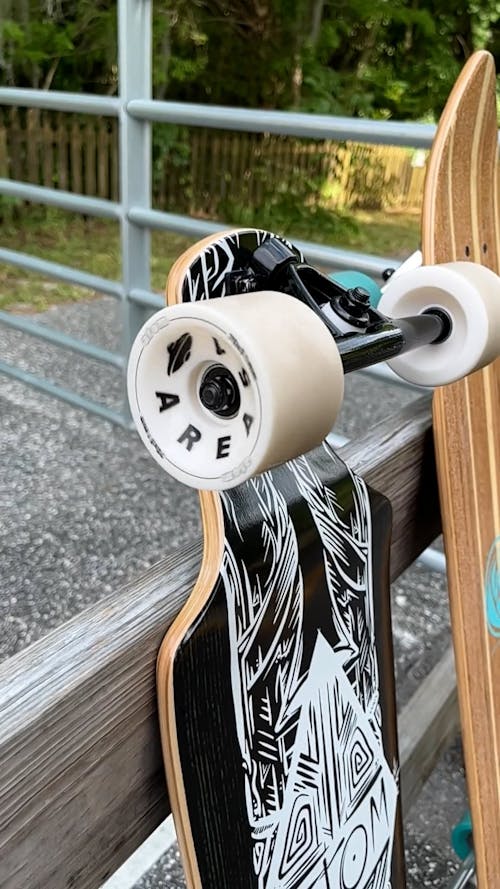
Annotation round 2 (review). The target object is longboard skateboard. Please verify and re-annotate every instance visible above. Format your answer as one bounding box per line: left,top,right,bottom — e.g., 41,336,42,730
378,50,500,886
127,58,500,889
139,230,406,889
426,51,500,887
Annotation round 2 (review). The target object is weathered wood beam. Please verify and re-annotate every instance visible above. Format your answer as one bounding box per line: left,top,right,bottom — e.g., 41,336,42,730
399,644,459,816
0,397,455,889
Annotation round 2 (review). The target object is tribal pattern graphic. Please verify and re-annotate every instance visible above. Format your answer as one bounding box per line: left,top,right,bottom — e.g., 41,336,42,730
220,448,398,889
181,230,398,887
181,229,303,303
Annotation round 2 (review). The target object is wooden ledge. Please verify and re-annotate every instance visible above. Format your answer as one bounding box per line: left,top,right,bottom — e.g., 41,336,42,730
0,397,458,889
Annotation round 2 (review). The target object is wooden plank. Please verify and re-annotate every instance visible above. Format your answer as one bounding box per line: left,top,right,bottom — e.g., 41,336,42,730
344,397,441,581
70,119,83,195
84,120,97,195
97,120,109,199
25,109,39,184
42,115,54,188
0,120,7,179
0,545,200,889
0,398,447,889
399,645,459,815
57,111,68,191
423,52,500,889
8,107,23,182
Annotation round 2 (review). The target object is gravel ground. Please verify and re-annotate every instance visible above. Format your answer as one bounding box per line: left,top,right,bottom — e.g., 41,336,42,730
0,296,470,888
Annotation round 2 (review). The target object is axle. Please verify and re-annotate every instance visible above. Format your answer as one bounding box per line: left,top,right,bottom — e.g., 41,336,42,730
224,235,452,378
336,311,449,375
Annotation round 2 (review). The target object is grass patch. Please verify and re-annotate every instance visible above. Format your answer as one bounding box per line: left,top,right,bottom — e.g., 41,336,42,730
0,209,192,311
0,206,421,312
0,211,120,312
340,209,420,258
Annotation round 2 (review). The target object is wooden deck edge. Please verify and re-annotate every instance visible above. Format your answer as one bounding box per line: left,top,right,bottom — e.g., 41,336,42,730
0,397,450,889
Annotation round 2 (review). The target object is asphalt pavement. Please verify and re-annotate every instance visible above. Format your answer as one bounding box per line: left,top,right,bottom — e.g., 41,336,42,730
0,294,469,888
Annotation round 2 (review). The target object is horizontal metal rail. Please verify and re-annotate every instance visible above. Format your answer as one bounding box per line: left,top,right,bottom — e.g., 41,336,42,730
0,89,120,116
0,359,126,425
294,239,392,276
0,180,121,219
0,311,125,368
128,207,227,238
128,207,393,275
0,248,123,298
130,288,163,310
417,548,446,573
0,64,451,428
128,99,438,148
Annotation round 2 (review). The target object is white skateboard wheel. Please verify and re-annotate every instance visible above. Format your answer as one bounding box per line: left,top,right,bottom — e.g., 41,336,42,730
381,249,422,289
378,261,500,386
127,291,343,490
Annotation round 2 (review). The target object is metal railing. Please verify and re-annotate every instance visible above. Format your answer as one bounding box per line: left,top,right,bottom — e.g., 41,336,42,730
0,0,449,575
0,0,439,427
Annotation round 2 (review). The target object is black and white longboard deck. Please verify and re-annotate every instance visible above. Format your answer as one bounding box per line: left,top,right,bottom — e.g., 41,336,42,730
150,230,406,889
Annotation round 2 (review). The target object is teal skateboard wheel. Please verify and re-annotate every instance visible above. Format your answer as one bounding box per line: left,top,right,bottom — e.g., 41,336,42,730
330,270,382,308
452,811,473,860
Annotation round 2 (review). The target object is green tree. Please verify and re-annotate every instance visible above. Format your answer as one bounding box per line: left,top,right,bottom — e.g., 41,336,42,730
299,0,500,118
0,0,117,91
0,0,498,119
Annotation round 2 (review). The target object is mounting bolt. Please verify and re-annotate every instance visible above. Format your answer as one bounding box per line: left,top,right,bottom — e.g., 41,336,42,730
199,365,241,418
337,286,372,322
349,286,371,306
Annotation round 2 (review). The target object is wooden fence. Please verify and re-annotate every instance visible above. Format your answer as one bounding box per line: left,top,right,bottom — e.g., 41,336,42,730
0,108,119,201
0,108,428,215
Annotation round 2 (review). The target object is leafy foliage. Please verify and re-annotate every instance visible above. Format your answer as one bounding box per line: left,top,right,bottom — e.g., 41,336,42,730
1,1,498,115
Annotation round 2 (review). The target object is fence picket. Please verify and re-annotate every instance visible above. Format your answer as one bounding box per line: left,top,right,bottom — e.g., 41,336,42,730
110,126,119,202
70,120,83,195
84,121,97,196
42,116,54,188
26,109,40,185
0,125,6,178
57,113,68,191
8,108,23,182
97,123,108,199
0,108,437,215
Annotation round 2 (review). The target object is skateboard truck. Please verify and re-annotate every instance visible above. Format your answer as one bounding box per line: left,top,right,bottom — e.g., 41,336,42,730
128,231,500,490
224,235,451,373
186,306,445,422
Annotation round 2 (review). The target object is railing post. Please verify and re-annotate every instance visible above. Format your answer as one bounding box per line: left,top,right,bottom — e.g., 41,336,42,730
117,0,152,421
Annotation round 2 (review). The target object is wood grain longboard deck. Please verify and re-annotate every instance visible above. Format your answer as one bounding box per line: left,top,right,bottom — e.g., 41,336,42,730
423,50,500,887
154,230,406,889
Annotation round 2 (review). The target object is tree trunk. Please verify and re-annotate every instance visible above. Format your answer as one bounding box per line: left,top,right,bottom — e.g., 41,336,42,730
310,0,325,48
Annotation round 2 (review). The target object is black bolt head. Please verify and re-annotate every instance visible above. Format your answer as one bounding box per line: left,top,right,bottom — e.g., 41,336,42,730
349,286,371,305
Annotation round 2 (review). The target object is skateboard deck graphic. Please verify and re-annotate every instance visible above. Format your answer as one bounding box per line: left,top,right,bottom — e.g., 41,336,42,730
153,231,406,889
422,51,500,886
